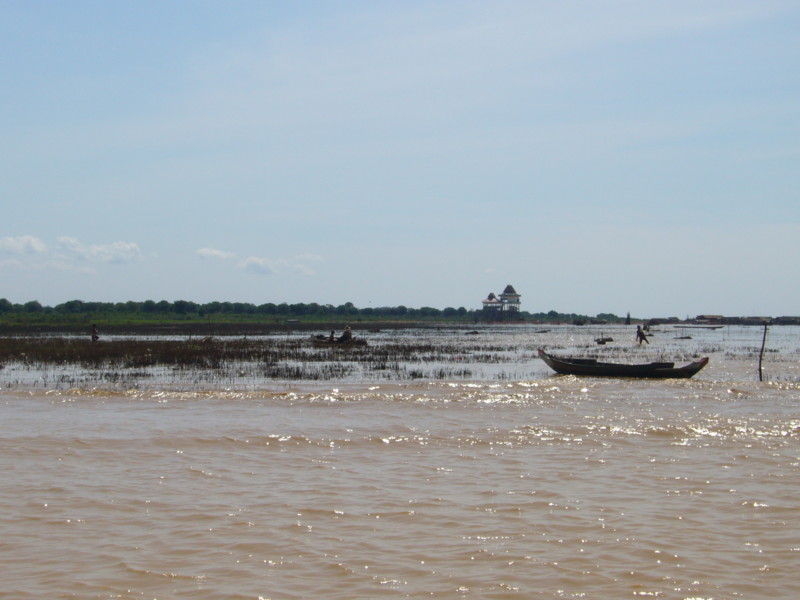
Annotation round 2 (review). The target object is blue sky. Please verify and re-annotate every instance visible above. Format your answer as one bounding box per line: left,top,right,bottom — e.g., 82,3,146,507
2,0,798,318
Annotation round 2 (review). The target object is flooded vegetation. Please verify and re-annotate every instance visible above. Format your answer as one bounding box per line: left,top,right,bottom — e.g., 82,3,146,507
1,324,798,389
0,328,528,389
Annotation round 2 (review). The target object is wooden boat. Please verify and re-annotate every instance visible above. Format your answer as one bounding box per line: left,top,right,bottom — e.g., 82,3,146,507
538,349,708,379
310,335,367,348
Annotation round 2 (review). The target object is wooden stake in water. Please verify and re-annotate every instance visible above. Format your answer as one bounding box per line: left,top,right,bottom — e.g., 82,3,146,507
758,321,768,382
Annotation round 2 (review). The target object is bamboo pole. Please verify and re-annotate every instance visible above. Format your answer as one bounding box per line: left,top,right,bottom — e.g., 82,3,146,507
758,321,768,382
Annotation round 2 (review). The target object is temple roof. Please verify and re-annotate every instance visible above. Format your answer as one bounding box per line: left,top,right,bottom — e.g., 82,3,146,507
502,285,518,295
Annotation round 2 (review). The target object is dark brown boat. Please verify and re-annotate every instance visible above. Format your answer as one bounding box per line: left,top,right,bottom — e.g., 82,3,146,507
538,349,708,379
310,335,367,348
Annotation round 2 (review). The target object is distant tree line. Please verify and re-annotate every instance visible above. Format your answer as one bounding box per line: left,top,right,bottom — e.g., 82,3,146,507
0,298,466,318
0,298,624,324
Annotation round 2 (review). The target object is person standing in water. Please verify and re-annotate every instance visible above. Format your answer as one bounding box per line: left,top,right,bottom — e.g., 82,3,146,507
636,325,649,345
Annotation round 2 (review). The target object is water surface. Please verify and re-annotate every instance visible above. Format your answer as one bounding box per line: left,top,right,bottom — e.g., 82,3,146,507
1,325,798,599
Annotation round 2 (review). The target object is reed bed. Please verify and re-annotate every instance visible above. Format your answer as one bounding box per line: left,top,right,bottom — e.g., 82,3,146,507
0,335,527,387
2,325,799,387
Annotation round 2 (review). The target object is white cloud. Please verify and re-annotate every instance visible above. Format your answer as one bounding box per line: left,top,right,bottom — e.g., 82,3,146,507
57,237,142,263
197,247,235,260
282,254,322,275
240,256,276,275
0,235,47,254
0,235,142,274
239,253,322,276
287,262,315,276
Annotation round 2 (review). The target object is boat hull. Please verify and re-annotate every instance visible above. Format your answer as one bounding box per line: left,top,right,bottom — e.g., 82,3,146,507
538,349,708,379
311,337,367,348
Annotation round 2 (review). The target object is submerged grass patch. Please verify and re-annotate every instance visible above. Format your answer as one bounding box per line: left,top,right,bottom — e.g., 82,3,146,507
0,335,528,387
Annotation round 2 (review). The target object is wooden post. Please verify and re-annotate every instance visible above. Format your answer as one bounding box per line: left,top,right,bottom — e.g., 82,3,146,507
758,321,768,382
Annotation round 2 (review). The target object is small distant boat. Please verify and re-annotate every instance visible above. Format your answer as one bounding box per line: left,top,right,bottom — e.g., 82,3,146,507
538,349,708,379
310,335,367,348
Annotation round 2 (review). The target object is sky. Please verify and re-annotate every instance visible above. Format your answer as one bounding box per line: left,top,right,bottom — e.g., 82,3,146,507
2,0,798,318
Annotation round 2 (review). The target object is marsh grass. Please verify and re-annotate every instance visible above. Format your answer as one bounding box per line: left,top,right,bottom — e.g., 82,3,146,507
3,324,798,387
0,335,523,387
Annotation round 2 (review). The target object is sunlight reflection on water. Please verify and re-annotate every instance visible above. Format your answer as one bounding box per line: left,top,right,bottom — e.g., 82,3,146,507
1,325,798,598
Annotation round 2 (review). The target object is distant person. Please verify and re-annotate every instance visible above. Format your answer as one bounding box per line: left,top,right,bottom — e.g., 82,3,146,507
91,324,99,343
636,325,649,345
328,330,335,342
338,325,352,342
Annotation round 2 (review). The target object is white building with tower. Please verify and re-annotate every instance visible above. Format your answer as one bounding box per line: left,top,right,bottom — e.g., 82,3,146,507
481,284,521,319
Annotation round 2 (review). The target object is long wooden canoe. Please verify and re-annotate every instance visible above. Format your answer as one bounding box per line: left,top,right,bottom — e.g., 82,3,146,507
538,349,708,379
